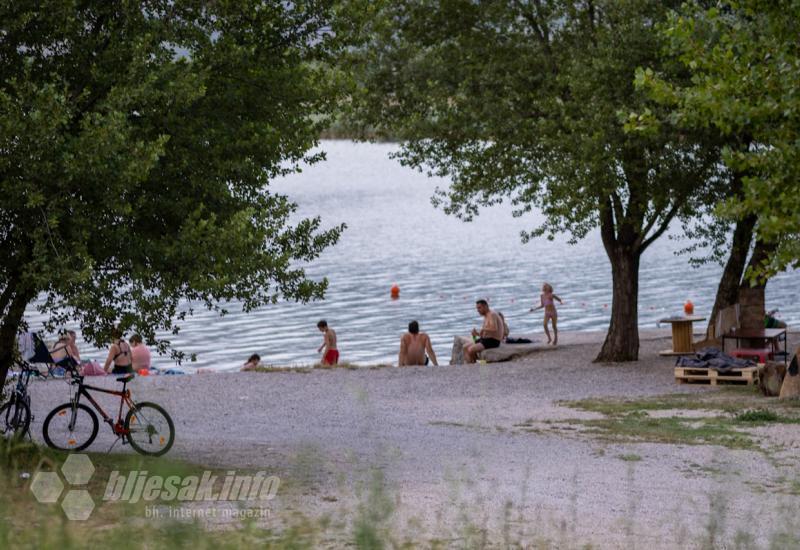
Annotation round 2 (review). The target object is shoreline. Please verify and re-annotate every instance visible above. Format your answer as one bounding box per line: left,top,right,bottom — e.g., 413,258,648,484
119,326,800,374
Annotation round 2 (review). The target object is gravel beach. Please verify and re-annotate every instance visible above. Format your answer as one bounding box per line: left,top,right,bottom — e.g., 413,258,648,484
26,329,800,548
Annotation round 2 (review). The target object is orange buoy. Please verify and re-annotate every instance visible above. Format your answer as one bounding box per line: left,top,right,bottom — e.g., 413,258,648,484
390,284,400,299
138,369,149,376
684,300,694,315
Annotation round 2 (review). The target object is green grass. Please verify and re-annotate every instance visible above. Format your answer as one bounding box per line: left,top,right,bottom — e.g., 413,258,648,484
573,413,756,449
734,409,780,423
248,362,391,373
0,437,321,549
3,435,800,548
249,365,314,373
561,387,800,417
616,453,642,462
550,388,800,450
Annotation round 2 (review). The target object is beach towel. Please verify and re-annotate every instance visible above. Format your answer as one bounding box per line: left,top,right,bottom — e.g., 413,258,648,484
81,361,106,376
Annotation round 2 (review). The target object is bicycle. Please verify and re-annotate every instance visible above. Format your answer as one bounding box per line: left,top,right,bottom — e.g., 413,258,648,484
42,369,175,456
0,360,48,439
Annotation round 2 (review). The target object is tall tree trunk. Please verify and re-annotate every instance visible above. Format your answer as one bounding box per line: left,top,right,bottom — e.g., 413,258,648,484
596,246,641,362
706,214,756,339
738,238,776,332
0,287,34,390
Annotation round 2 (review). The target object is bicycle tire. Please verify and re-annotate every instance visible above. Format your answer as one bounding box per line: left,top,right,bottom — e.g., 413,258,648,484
125,402,175,456
0,398,31,438
42,403,99,452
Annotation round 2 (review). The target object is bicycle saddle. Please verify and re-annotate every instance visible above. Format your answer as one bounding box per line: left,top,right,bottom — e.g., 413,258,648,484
116,374,135,383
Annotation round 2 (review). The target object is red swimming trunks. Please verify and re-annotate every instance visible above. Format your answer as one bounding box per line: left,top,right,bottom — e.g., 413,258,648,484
323,349,339,365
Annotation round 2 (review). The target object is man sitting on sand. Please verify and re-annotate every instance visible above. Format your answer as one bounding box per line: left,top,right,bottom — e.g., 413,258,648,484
399,321,439,366
130,334,151,372
463,299,504,364
317,320,339,365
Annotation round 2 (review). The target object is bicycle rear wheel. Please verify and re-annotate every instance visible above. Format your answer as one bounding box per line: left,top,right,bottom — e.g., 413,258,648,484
42,403,98,452
125,402,175,456
0,398,31,438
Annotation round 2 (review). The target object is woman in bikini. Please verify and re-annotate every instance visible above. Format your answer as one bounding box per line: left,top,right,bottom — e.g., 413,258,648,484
103,327,134,374
50,330,81,369
530,282,563,345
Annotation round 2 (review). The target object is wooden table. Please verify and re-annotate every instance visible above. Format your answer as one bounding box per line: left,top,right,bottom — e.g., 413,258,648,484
659,315,706,356
721,328,788,364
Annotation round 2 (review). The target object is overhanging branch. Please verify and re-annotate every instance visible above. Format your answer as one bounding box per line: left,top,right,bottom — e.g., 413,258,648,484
640,200,681,251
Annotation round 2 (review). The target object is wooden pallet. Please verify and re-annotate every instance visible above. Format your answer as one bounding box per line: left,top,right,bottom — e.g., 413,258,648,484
674,366,759,386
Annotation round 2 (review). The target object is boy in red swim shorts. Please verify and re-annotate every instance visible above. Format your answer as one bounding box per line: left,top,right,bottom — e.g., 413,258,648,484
316,320,339,365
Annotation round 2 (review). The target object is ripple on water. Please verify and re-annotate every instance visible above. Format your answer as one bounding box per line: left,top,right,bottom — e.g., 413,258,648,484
24,141,800,370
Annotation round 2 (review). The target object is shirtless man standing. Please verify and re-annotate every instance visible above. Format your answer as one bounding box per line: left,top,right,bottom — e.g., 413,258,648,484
398,321,439,366
317,320,339,365
463,299,504,364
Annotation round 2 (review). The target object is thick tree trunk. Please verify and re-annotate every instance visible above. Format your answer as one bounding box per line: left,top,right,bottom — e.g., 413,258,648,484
706,215,756,339
596,247,641,362
738,239,776,333
0,288,33,390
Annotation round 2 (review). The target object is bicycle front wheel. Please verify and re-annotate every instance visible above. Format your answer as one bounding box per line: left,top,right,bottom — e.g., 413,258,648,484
125,402,175,456
0,398,31,439
42,403,98,452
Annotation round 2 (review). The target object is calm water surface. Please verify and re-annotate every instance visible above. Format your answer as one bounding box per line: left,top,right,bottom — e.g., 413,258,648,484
25,141,800,370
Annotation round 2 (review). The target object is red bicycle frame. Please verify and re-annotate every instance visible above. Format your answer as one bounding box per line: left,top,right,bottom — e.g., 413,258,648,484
72,381,135,436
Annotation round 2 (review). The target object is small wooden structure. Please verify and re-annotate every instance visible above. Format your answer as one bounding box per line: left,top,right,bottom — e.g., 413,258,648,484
674,365,759,386
659,315,706,356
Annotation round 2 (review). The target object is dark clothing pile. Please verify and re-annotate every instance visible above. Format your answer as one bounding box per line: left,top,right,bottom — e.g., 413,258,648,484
676,347,755,373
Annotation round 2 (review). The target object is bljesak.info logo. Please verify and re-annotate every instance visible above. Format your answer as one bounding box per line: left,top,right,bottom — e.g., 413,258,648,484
30,454,280,521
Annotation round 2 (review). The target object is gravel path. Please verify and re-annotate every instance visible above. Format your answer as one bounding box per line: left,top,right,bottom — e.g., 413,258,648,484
26,330,800,548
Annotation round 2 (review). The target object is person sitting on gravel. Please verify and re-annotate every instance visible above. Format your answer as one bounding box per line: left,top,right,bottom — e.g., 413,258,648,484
241,354,261,371
49,330,81,369
399,321,439,366
496,311,510,342
103,327,133,375
130,334,151,372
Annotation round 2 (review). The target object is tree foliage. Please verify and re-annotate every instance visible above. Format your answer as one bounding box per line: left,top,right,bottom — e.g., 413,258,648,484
0,0,345,381
635,0,800,278
344,0,724,361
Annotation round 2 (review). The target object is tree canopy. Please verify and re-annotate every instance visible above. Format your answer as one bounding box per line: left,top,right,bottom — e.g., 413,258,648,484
0,0,345,383
344,0,724,361
635,0,800,278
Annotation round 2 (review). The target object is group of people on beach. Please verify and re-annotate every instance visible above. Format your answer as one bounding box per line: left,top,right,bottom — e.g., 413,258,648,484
42,284,562,374
49,327,151,375
243,282,563,370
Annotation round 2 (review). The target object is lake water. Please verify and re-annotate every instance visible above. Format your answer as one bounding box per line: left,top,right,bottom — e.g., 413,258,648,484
24,141,799,370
